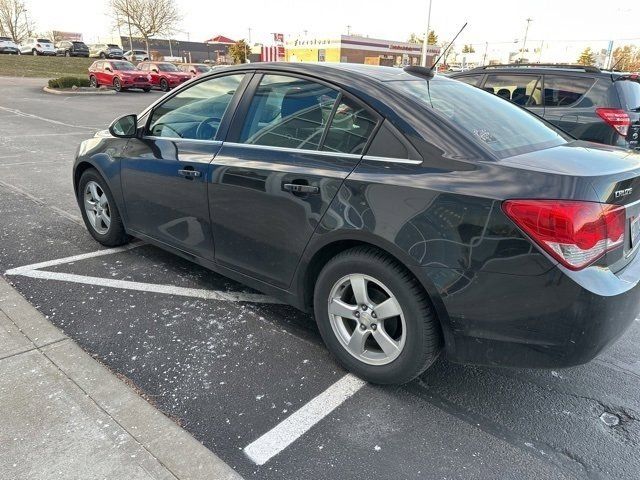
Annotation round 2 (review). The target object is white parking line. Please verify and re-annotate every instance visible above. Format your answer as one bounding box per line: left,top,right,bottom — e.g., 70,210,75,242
243,374,366,465
5,243,283,304
0,106,97,130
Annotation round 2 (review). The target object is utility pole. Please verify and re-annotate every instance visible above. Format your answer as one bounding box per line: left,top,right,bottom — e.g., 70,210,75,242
482,41,488,66
420,0,433,67
520,17,532,61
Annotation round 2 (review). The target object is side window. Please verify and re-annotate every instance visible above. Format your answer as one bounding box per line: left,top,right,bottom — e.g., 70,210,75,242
456,75,482,87
148,74,245,140
239,74,339,150
484,74,542,106
366,120,419,160
322,96,378,154
139,63,148,71
543,75,595,107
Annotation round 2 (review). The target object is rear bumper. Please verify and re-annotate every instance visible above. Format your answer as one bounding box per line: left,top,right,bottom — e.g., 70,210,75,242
0,47,19,54
429,251,640,368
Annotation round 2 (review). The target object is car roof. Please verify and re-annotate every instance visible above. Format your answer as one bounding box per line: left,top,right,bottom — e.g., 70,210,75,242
452,64,617,79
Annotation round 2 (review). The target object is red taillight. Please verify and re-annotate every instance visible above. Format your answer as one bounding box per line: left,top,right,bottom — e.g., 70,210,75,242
596,108,631,136
503,200,625,270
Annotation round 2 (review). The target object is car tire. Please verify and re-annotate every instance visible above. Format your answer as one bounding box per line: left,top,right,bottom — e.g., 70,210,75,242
113,78,122,92
142,87,151,92
32,49,38,56
159,78,169,92
313,246,442,384
78,169,130,247
89,75,98,88
143,57,149,61
99,52,106,59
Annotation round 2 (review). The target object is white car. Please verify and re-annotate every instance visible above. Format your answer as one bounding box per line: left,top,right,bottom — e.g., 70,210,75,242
0,36,19,54
123,50,149,62
19,38,56,56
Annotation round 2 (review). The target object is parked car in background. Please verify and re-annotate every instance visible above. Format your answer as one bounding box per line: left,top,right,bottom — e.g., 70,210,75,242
0,37,19,54
88,60,151,92
74,63,640,385
56,40,90,57
136,61,191,91
19,38,55,56
123,50,149,62
89,44,124,59
178,63,212,78
451,64,640,150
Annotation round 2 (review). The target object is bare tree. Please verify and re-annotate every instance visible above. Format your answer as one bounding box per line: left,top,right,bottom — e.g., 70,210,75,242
111,0,181,53
0,0,30,43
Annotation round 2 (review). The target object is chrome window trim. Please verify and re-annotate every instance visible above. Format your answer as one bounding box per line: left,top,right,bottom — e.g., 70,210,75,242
222,141,363,159
362,155,423,165
142,136,223,145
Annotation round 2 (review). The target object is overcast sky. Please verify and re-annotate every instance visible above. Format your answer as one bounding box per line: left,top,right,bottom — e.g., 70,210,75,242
26,0,640,49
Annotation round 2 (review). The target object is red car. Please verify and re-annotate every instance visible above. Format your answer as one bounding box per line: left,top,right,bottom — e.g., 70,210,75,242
88,60,151,92
136,61,191,91
178,63,212,78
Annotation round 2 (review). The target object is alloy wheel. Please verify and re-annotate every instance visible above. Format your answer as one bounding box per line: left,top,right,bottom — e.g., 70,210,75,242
113,78,121,92
327,274,406,365
83,181,111,235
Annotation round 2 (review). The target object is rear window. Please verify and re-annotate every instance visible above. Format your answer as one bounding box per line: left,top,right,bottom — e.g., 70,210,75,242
107,44,120,48
617,80,640,112
37,39,51,43
390,79,568,159
72,41,85,46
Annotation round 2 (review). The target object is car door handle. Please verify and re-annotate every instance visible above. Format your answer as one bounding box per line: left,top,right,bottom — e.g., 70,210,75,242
178,169,201,178
283,183,319,194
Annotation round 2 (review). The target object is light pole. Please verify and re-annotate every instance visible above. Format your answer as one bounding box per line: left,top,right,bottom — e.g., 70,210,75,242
520,17,532,62
420,0,433,67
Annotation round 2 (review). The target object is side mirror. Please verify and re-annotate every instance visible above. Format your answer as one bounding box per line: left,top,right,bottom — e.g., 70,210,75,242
152,68,159,73
105,67,112,72
109,114,138,138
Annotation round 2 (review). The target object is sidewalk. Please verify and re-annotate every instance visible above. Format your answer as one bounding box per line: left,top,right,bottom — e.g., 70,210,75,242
0,277,242,480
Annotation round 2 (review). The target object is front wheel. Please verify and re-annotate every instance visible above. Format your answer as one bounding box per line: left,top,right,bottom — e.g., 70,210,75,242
65,51,71,57
314,247,442,384
32,49,38,56
113,77,122,92
99,52,106,59
159,78,169,91
78,169,129,247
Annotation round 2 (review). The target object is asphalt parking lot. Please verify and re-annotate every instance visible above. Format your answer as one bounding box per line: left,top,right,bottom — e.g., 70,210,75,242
1,76,640,480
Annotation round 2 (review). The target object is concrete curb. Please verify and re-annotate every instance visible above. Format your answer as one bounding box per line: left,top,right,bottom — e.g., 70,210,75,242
0,278,242,480
43,86,116,95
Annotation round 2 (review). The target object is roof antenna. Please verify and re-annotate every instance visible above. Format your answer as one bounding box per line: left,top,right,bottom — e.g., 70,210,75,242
404,22,468,79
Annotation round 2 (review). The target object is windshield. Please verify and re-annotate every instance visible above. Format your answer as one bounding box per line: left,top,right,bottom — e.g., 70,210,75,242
617,80,640,111
195,65,210,72
158,63,179,72
111,61,136,71
390,79,569,159
107,44,121,49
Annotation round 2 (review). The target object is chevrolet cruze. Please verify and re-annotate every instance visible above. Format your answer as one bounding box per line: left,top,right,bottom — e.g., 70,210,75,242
73,63,640,384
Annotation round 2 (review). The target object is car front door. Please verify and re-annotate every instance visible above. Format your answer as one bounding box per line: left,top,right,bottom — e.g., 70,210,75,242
209,73,380,288
120,73,251,259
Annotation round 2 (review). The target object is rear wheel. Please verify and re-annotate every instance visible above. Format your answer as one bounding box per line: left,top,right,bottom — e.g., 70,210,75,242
89,75,98,88
99,52,106,59
159,78,169,91
314,247,442,384
78,169,129,247
65,51,71,57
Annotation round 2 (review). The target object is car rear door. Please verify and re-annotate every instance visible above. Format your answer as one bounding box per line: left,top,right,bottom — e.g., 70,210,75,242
541,74,600,140
482,73,544,117
120,72,251,259
208,72,380,288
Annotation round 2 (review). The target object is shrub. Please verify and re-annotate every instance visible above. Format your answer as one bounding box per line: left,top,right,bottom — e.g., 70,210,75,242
48,76,90,89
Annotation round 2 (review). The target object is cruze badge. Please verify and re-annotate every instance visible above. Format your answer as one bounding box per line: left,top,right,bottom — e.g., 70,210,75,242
615,188,633,198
